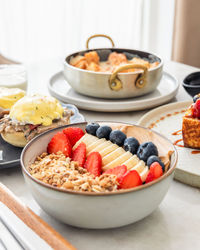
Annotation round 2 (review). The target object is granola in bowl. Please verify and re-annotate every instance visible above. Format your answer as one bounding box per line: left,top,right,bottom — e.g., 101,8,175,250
28,152,118,193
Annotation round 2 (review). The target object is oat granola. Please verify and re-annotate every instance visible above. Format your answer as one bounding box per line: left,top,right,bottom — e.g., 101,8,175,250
28,152,118,192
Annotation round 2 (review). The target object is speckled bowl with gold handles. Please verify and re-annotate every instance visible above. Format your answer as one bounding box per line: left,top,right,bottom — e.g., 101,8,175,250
21,121,177,229
63,34,163,99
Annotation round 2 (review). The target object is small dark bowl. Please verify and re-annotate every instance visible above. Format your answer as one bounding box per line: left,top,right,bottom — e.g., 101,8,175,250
182,72,200,97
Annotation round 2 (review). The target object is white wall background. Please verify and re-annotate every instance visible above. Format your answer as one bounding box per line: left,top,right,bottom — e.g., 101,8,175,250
0,0,175,63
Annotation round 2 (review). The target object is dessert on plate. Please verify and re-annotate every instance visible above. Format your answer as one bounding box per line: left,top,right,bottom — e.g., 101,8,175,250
0,94,72,147
28,122,171,193
182,94,200,149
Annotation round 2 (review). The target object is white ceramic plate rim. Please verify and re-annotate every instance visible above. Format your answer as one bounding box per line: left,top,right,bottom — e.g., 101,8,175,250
137,101,192,126
48,71,179,112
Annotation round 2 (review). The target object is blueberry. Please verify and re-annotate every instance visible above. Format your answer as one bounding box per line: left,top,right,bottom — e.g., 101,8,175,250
123,137,139,154
86,123,100,135
137,142,158,162
193,94,200,103
147,155,165,172
109,130,127,146
96,126,112,140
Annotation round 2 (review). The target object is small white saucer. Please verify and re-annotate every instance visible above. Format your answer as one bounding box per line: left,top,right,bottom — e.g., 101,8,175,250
48,71,179,112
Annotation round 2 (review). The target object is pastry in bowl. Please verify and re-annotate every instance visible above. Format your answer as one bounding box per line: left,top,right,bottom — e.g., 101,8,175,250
0,94,72,147
182,94,200,149
21,122,177,229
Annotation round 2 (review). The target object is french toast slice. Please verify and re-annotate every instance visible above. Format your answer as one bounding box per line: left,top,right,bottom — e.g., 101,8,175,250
182,115,200,149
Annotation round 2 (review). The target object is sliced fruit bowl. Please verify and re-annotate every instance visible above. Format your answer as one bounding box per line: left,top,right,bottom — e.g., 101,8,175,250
20,122,177,229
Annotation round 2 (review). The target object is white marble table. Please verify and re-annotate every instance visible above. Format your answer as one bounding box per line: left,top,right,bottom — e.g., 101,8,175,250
1,60,200,250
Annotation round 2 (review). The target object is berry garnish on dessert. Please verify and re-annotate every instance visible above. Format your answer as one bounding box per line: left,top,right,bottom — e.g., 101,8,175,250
109,130,127,146
193,93,200,103
123,137,140,154
96,125,112,140
29,123,169,192
47,132,72,157
137,142,158,162
182,96,200,149
63,127,84,146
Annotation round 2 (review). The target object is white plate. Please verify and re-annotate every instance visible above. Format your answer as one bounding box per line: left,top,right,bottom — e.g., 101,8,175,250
138,101,200,188
48,71,179,112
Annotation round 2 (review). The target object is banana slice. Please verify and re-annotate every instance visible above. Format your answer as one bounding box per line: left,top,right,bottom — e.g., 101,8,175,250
99,143,118,157
123,155,140,170
140,166,149,182
130,160,145,173
87,138,106,153
103,151,133,171
89,140,112,155
102,147,125,166
73,134,98,150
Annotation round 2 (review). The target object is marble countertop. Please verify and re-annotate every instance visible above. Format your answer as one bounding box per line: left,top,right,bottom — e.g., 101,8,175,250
1,60,200,250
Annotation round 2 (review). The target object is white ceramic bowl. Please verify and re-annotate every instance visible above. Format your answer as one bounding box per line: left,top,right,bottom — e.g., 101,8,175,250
21,122,177,229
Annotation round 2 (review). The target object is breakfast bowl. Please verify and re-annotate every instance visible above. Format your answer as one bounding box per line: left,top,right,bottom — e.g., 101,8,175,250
63,34,163,99
21,121,177,229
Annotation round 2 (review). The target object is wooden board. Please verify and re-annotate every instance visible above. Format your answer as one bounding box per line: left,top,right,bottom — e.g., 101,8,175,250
0,183,76,250
138,101,200,188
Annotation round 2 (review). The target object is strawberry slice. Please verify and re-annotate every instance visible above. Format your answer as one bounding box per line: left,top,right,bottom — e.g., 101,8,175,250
63,127,84,146
47,132,72,157
145,172,154,183
145,162,163,183
119,170,142,189
104,165,127,182
84,152,102,177
150,162,163,178
72,142,86,167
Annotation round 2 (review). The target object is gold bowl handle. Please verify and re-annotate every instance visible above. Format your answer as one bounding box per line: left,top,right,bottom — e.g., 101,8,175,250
109,64,148,91
86,34,115,49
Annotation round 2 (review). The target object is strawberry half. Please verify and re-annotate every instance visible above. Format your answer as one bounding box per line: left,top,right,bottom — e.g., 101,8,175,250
72,142,86,167
47,132,72,157
145,172,154,183
84,152,102,177
104,165,127,182
145,162,163,183
63,127,84,146
150,162,163,178
193,99,200,118
119,170,142,189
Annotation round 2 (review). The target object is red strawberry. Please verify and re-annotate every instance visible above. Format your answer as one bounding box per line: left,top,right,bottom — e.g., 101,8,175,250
145,171,154,183
119,170,142,189
145,162,163,183
63,127,84,146
193,99,200,118
72,142,86,167
84,152,102,177
47,132,72,157
104,165,127,182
